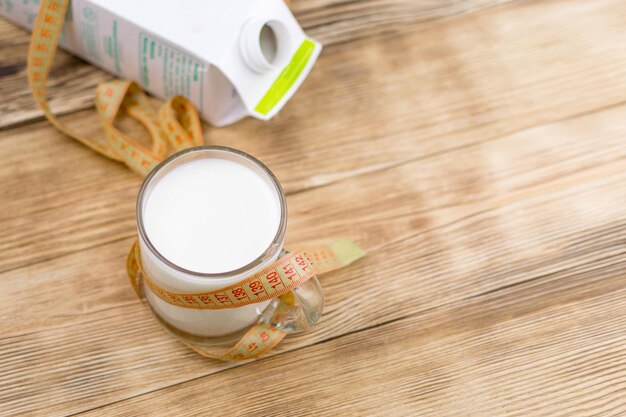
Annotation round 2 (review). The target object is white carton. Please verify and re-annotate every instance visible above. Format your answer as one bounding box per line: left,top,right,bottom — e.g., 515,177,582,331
0,0,322,126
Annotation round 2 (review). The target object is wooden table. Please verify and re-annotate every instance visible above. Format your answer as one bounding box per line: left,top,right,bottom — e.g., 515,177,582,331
1,1,625,415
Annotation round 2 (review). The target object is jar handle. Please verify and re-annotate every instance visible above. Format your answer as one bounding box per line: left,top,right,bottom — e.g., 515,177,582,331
258,250,325,332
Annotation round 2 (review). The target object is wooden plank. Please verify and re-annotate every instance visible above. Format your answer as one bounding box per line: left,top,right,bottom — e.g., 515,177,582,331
2,1,626,415
0,0,512,129
81,264,626,416
290,0,515,45
1,103,625,414
3,101,625,338
3,0,626,272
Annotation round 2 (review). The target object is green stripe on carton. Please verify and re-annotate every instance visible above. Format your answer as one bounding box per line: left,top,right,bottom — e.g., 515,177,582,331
255,39,316,116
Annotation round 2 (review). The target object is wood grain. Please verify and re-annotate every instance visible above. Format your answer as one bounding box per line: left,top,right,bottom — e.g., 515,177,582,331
82,265,626,416
0,0,625,415
3,100,625,338
1,103,625,414
3,0,626,272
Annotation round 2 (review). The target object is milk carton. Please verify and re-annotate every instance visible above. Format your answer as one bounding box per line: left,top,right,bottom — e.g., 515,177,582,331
0,0,322,126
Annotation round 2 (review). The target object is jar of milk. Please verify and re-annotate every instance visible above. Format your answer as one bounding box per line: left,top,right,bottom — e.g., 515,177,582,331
134,146,324,347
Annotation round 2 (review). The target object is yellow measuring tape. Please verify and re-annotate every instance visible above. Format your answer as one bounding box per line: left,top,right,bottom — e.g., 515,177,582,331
129,239,364,311
127,239,364,360
28,0,365,361
29,0,203,175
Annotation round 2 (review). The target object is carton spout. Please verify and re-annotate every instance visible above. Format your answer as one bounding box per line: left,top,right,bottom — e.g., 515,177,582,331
240,18,289,74
220,3,322,122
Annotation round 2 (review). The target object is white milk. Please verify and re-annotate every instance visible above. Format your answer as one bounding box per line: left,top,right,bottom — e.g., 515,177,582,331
144,158,281,273
138,155,284,337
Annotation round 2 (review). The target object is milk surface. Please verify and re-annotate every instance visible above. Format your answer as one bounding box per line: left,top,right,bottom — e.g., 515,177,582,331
143,158,281,274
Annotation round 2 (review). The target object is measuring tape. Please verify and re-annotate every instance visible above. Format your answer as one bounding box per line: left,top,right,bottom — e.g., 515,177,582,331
27,0,365,361
127,239,364,361
28,0,203,175
129,239,364,310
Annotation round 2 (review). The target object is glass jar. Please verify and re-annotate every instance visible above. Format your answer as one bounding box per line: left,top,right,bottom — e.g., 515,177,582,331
135,146,324,347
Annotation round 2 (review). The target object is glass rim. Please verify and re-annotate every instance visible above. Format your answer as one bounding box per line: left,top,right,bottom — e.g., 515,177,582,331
136,146,288,279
